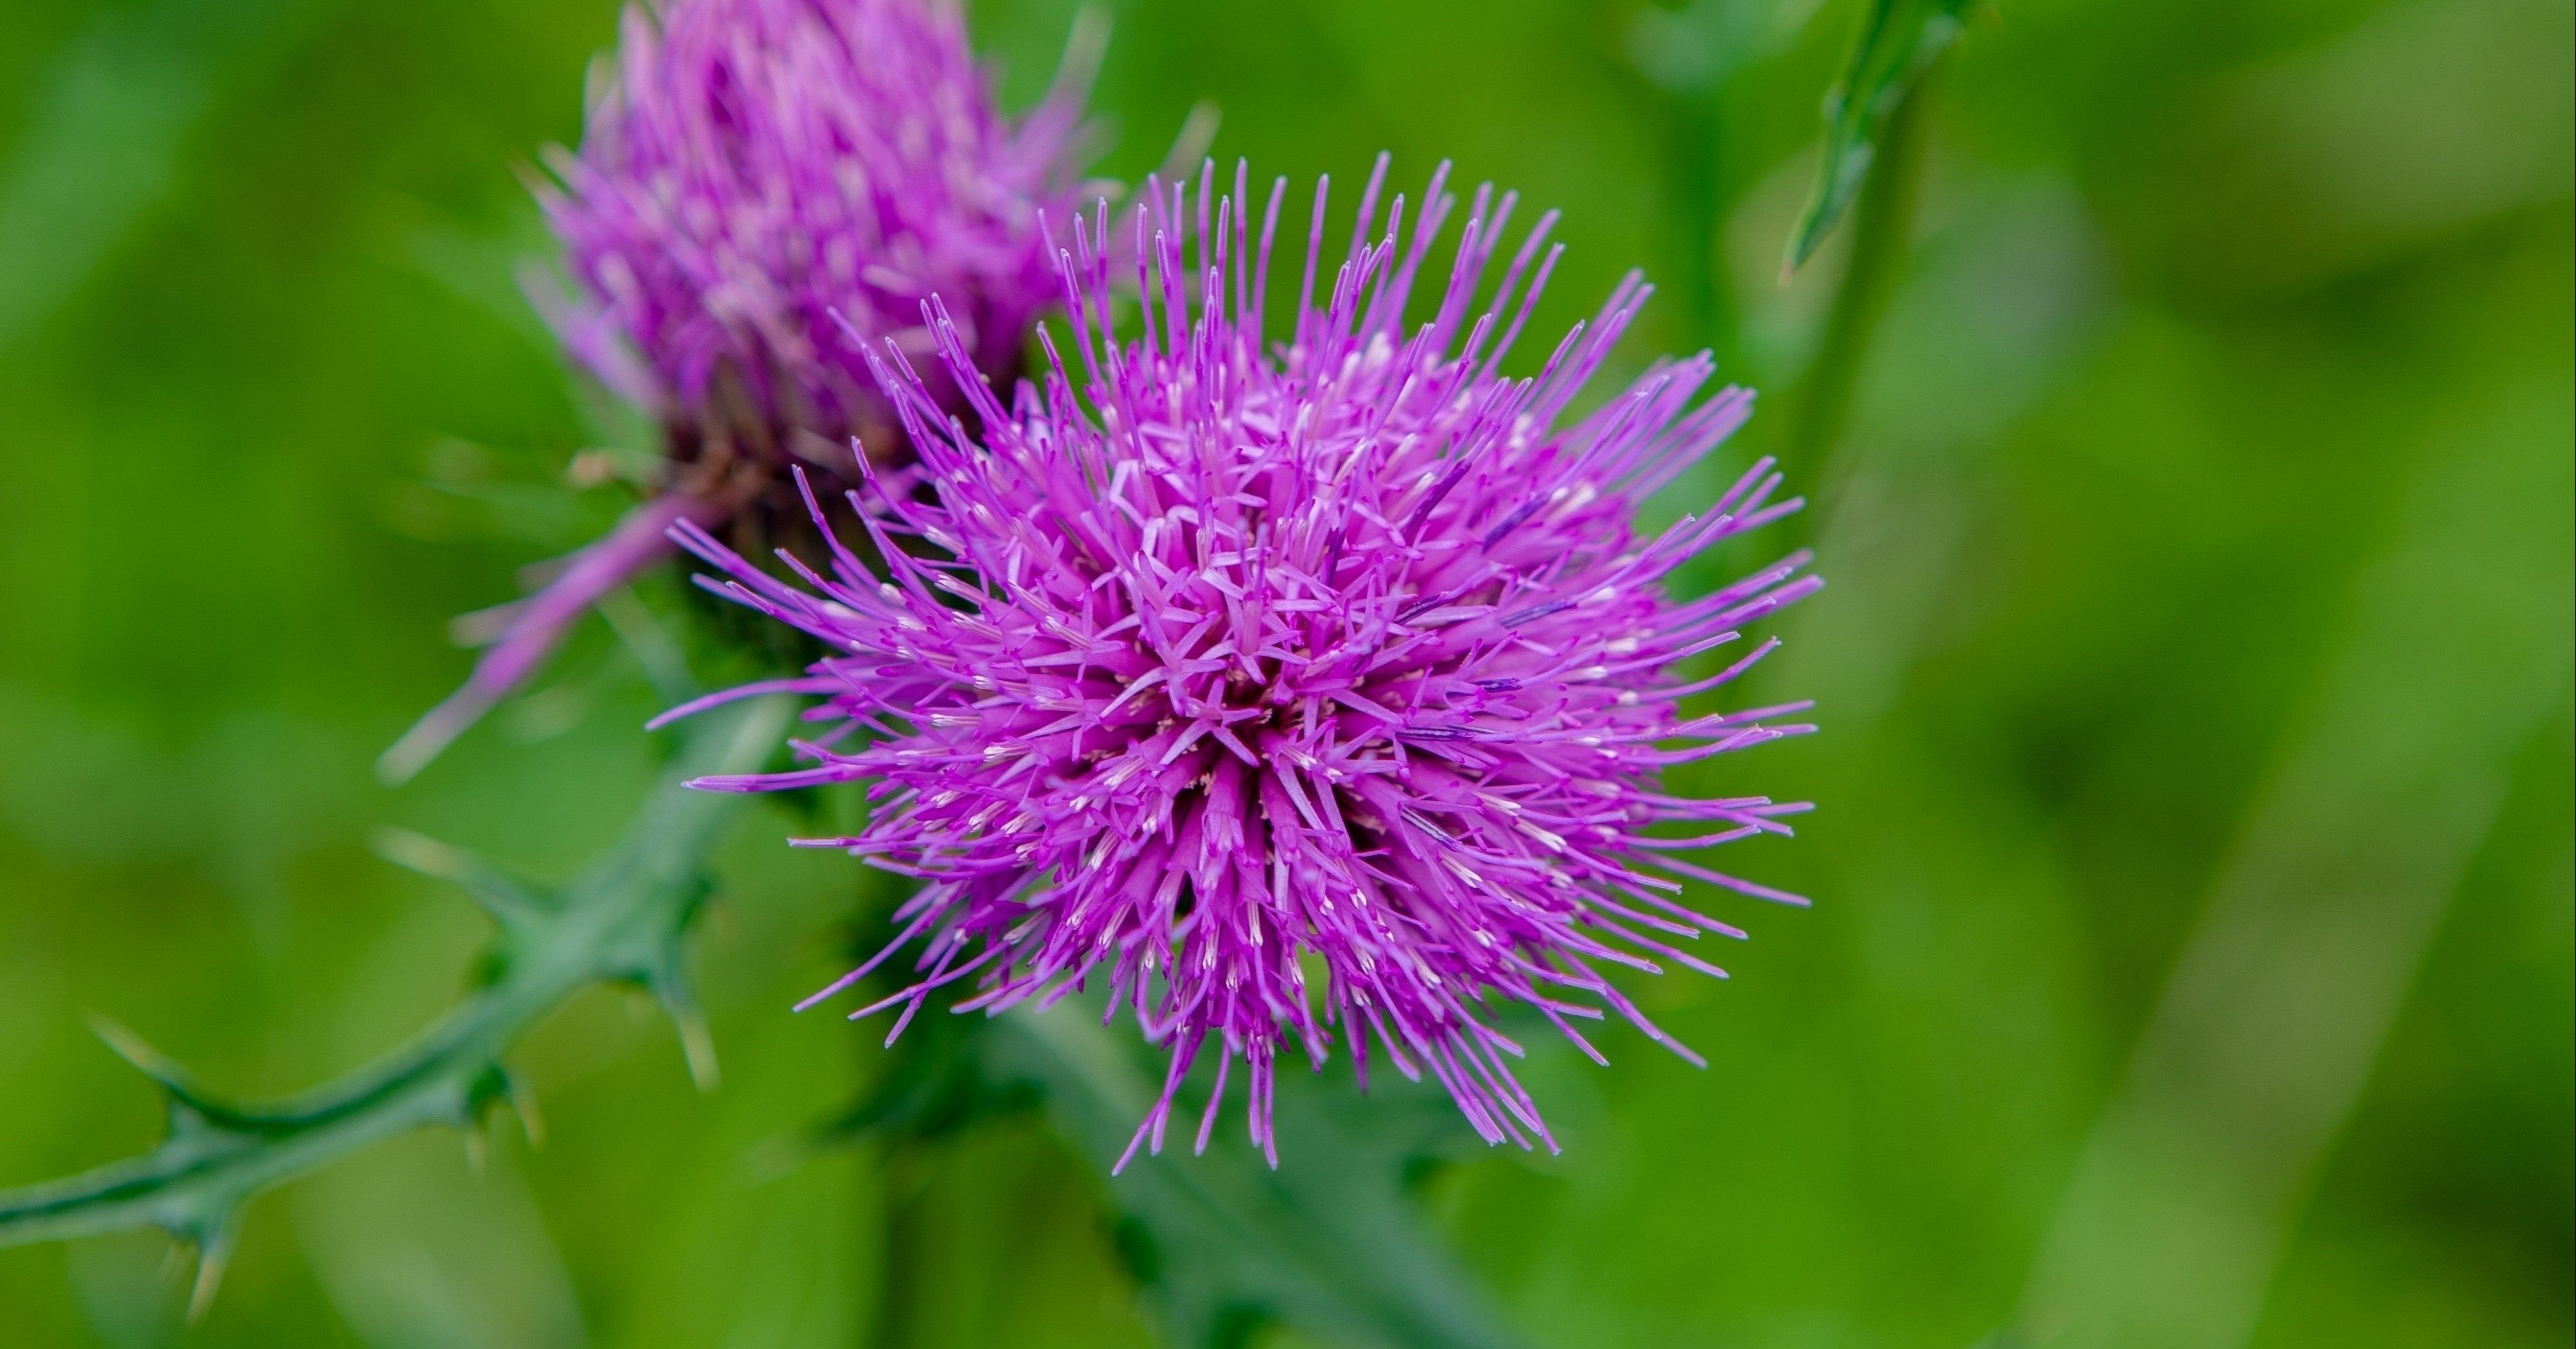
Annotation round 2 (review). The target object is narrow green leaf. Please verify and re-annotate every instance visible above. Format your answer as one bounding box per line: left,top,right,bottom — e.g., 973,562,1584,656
1786,0,1976,270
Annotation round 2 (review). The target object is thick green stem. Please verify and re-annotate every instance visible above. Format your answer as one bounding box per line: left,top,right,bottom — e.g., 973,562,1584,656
993,1010,1525,1349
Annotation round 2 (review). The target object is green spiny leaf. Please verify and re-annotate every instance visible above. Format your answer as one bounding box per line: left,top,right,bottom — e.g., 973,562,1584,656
0,695,790,1305
178,1201,240,1323
638,936,723,1093
86,1015,245,1137
372,825,560,932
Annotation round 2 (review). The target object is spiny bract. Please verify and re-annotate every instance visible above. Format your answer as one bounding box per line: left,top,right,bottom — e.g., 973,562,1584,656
671,159,1821,1167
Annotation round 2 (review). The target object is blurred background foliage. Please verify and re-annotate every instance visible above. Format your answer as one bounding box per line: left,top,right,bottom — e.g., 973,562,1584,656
0,0,2567,1345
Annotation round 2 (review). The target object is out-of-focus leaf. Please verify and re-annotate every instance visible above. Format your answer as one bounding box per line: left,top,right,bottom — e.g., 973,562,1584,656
1626,0,1781,97
2009,376,2576,1348
0,0,323,349
294,1133,591,1349
992,1009,1526,1349
1787,0,1977,270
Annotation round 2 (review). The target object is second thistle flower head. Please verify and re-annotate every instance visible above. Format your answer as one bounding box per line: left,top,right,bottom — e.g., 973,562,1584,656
671,160,1821,1165
539,0,1092,471
379,0,1098,783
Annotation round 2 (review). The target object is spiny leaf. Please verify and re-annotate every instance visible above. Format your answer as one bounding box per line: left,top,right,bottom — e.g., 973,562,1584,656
1786,0,1978,271
181,1204,239,1323
372,825,559,936
638,940,723,1093
86,1015,247,1137
0,696,790,1305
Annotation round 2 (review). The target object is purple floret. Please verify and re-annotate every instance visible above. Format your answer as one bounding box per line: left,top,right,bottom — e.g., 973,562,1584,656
385,0,1093,782
673,159,1822,1166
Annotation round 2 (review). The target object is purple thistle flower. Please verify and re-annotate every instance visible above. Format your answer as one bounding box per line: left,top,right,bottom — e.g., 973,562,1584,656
384,0,1096,782
539,0,1092,454
669,159,1822,1166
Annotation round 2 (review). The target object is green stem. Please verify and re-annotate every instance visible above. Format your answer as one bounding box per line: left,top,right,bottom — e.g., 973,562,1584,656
993,1010,1525,1349
868,1138,932,1349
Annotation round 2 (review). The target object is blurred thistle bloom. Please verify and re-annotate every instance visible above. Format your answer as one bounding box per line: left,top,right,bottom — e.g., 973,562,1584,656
383,0,1098,782
668,160,1821,1165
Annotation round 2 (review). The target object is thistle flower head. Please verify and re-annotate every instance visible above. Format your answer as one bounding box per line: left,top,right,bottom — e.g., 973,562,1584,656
670,159,1822,1165
539,0,1093,462
381,0,1098,785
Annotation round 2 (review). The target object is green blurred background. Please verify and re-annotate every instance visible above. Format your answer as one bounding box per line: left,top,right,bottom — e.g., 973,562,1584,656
0,0,2568,1345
